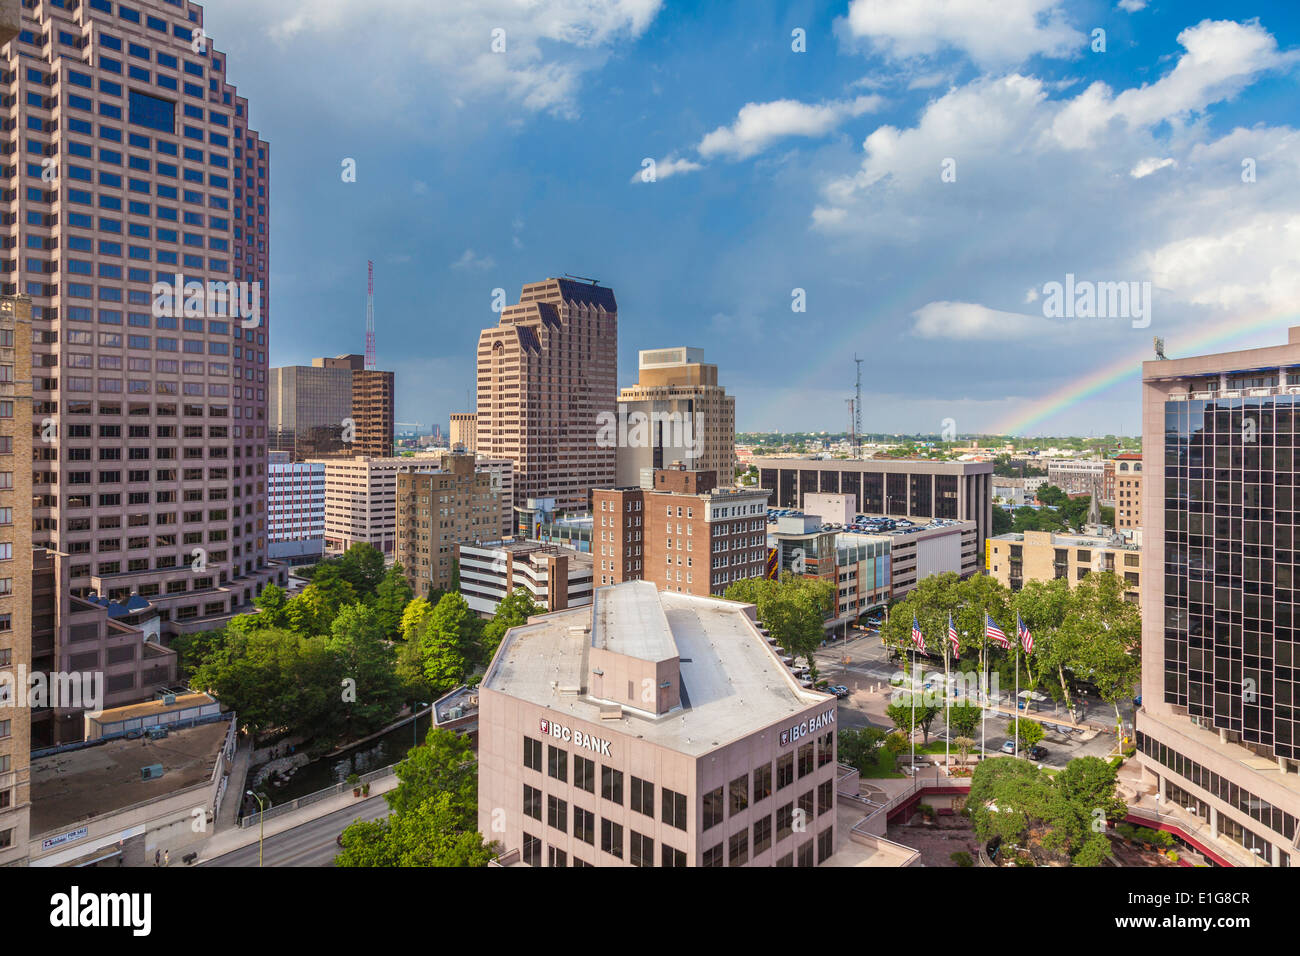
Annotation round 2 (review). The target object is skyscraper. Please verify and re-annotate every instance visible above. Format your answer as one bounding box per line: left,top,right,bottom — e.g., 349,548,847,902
614,347,736,489
269,354,394,460
1139,329,1300,865
476,277,617,513
6,0,282,633
0,295,33,866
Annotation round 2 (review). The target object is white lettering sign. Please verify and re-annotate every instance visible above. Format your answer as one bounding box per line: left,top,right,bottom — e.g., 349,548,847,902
779,709,836,747
539,718,612,757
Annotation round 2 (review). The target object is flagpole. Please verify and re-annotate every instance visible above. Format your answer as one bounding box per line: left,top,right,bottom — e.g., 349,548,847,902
980,630,986,761
1014,646,1021,759
910,645,916,768
943,632,950,774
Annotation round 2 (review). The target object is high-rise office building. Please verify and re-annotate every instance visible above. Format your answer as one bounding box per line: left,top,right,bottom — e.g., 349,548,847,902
270,354,394,460
449,412,476,454
5,0,282,636
0,295,33,865
394,453,504,596
476,277,617,513
614,347,736,489
267,450,324,564
1138,330,1300,865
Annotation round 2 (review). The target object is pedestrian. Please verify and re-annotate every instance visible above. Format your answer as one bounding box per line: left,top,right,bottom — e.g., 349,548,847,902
163,850,169,867
154,849,160,867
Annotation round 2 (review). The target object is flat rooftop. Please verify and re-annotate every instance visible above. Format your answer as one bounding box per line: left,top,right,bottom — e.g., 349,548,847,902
29,719,229,835
484,583,828,757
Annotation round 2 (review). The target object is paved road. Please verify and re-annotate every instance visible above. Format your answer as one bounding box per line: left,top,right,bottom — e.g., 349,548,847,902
202,796,391,867
815,627,1126,769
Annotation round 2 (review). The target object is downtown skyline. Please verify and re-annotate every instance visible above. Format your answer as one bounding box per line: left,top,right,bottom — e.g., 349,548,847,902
195,0,1299,436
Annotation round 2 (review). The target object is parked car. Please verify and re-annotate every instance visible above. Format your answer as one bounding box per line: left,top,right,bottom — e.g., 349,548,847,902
828,685,850,699
1001,739,1016,754
1026,745,1049,761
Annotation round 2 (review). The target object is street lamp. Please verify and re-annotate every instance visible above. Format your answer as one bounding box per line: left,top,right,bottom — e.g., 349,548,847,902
245,790,267,867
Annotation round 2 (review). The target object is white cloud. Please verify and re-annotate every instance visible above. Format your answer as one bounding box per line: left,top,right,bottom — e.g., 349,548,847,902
1130,156,1176,178
1145,212,1300,312
233,0,662,119
843,0,1084,68
1050,20,1296,149
911,301,1046,339
907,73,950,90
451,249,495,271
1117,0,1147,11
697,96,884,160
630,155,704,183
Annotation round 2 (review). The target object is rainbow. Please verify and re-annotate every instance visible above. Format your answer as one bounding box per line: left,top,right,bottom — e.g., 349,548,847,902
993,304,1300,436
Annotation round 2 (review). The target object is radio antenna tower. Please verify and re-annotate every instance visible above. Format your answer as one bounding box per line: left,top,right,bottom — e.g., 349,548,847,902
853,354,864,458
364,260,376,371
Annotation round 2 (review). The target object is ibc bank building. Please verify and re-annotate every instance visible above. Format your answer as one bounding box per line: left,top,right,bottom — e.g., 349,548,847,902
477,580,840,866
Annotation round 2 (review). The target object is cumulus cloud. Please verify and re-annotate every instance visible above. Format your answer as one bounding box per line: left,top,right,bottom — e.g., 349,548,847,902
229,0,662,119
697,96,884,160
911,301,1047,339
1130,157,1176,178
843,0,1084,68
630,155,704,183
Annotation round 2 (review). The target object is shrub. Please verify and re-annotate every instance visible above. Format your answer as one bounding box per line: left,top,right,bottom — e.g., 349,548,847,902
950,851,974,867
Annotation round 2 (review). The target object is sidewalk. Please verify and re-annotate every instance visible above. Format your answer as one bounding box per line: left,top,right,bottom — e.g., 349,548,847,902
196,773,400,863
215,738,254,832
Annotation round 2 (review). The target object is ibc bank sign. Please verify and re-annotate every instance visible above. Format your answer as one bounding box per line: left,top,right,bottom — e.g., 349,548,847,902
780,709,835,747
540,718,612,757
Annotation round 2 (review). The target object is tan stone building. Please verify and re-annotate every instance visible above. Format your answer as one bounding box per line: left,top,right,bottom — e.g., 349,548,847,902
271,354,394,460
0,295,32,865
1114,453,1143,530
987,528,1141,602
395,454,505,596
449,413,477,454
476,277,617,513
614,347,736,488
593,467,769,597
477,580,840,866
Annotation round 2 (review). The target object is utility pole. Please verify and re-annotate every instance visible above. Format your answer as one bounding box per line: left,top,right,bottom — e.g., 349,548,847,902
854,354,864,458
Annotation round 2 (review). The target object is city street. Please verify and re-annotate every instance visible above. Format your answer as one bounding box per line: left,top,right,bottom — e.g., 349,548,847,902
201,796,391,868
813,627,1127,768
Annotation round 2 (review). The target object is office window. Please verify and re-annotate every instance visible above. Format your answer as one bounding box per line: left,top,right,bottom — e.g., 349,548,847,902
754,763,773,801
574,807,595,845
546,795,568,833
522,832,541,867
798,742,815,778
547,846,567,868
630,776,654,817
523,735,541,772
573,755,595,793
753,815,773,855
128,89,175,133
798,840,815,867
729,829,749,866
702,786,725,831
818,827,834,863
601,765,623,804
729,773,749,815
600,819,624,860
818,780,834,816
661,844,687,868
702,843,724,867
523,784,541,821
629,830,654,868
777,753,794,790
777,803,794,842
547,744,567,783
662,788,688,831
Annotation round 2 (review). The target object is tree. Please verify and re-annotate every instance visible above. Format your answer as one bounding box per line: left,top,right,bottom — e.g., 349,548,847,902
724,574,832,681
954,736,975,765
399,598,433,644
327,604,405,740
480,588,541,664
386,726,477,819
886,694,942,743
335,792,496,867
1014,719,1045,751
948,701,982,739
838,726,887,774
420,592,479,693
336,542,387,597
253,584,289,629
372,565,414,639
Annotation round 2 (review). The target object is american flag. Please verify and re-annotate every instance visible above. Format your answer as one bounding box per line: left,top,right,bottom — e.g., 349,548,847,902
911,616,925,652
986,614,1010,649
1017,614,1034,655
948,613,960,659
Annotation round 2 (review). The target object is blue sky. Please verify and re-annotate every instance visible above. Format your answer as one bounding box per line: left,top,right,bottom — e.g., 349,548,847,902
204,0,1300,436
